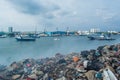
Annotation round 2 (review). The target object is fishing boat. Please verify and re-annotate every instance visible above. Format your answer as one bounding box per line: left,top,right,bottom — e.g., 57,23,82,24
88,33,115,40
88,36,115,40
0,35,7,38
15,35,36,41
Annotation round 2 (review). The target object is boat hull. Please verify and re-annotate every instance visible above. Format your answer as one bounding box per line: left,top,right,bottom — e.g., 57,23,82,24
88,36,95,40
97,38,115,40
16,38,36,41
88,36,115,41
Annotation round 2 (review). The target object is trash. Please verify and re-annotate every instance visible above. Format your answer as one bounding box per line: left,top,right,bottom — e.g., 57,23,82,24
83,60,88,68
95,72,102,79
27,64,31,67
103,68,117,80
73,56,79,62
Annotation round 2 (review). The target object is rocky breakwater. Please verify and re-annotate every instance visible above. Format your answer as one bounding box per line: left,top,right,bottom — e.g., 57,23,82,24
0,43,120,80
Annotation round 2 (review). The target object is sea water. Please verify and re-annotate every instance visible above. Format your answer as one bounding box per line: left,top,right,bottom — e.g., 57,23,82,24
0,35,119,65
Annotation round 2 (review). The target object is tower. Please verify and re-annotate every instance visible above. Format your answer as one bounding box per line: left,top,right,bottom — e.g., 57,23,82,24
8,27,13,33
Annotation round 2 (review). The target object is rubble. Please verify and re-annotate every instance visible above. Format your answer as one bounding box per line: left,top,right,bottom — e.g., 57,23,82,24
0,43,120,80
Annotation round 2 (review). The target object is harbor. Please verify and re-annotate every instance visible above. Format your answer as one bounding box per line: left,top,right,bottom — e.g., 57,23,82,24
0,34,120,65
1,0,120,79
0,27,120,79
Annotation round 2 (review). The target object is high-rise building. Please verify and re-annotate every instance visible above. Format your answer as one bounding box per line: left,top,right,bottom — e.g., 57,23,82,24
8,27,13,33
90,28,100,33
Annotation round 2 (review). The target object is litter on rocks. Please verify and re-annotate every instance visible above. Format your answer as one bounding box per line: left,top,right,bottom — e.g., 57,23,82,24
0,43,120,80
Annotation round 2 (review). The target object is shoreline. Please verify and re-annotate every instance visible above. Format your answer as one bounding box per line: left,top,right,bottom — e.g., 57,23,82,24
0,43,120,80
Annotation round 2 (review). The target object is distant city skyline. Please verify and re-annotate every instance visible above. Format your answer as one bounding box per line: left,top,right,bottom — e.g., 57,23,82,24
0,26,118,32
0,0,120,31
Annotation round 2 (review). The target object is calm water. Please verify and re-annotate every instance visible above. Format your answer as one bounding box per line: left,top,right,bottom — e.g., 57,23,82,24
0,35,120,65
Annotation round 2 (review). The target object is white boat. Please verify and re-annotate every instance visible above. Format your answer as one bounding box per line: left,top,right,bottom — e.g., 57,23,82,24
0,35,7,38
15,35,36,41
88,33,115,40
54,38,60,41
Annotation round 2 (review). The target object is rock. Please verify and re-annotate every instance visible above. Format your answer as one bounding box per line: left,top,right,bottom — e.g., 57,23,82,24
76,64,86,73
28,73,38,79
81,50,90,58
7,66,15,73
0,65,6,72
10,62,19,70
85,70,97,80
12,74,21,80
67,63,75,69
106,65,115,73
36,71,44,75
56,76,67,80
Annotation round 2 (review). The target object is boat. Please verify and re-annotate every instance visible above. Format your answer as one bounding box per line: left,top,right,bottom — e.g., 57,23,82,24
15,35,36,41
0,35,7,38
29,34,40,38
88,36,96,40
88,33,115,40
88,36,115,40
54,38,60,41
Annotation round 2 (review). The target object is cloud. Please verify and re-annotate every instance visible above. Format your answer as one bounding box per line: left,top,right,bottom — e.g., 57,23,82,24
7,0,77,20
8,0,43,15
8,0,60,16
47,10,75,19
96,8,117,22
1,0,120,31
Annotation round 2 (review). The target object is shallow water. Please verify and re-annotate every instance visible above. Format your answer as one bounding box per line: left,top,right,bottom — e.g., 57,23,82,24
0,35,120,65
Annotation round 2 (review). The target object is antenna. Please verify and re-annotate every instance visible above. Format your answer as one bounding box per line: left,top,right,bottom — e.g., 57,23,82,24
35,26,37,34
56,27,58,32
66,27,69,31
44,27,46,32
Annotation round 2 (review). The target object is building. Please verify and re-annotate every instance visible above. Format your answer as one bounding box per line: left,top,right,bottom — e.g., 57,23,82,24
90,28,100,33
8,27,13,33
77,30,90,36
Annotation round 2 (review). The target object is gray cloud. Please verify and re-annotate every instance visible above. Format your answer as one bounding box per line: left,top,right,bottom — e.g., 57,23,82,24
42,11,72,20
8,0,60,16
95,8,117,22
1,0,120,31
9,0,44,15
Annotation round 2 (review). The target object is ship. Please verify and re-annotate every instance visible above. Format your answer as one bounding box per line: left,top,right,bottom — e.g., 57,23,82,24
88,33,115,40
15,35,36,41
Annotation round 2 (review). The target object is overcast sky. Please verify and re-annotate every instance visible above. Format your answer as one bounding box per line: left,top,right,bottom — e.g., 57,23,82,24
0,0,120,31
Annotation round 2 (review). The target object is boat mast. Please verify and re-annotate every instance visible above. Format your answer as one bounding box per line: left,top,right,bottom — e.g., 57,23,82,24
66,27,69,36
35,26,37,34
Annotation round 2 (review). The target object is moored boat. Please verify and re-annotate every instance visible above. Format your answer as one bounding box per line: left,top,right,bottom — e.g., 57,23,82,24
0,35,7,38
88,33,115,40
15,35,36,41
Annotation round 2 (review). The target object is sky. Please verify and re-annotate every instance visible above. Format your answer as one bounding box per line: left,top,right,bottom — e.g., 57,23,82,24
0,0,120,31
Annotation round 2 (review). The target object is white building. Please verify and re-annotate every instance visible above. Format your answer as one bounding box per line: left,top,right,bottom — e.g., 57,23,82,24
90,28,100,33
